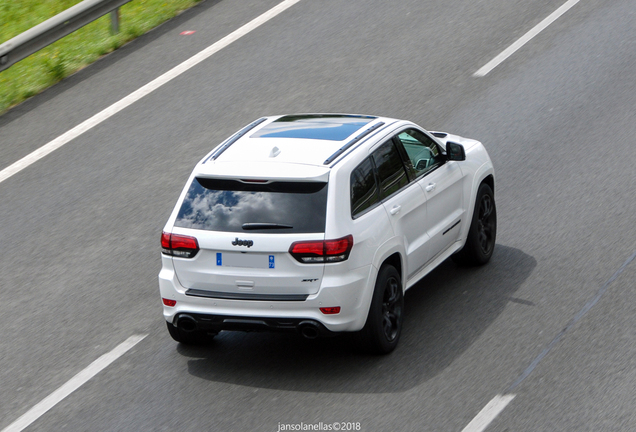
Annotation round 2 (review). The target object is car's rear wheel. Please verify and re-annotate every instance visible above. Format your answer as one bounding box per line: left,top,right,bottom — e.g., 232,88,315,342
166,321,215,345
452,182,497,266
359,265,404,354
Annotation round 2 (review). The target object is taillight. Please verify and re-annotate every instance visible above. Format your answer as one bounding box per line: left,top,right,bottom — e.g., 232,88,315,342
320,306,341,314
289,235,353,263
161,231,199,258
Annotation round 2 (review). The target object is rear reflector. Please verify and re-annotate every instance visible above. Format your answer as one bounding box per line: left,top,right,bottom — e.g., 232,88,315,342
320,306,341,314
289,235,353,264
161,232,199,258
162,298,177,307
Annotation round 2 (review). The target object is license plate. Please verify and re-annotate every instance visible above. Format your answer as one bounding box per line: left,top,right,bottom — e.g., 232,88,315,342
216,253,275,269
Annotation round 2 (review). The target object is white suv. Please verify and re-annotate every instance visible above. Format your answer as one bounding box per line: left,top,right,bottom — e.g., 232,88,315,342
159,114,495,353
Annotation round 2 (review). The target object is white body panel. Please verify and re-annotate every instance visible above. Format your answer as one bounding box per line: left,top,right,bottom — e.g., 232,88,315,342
382,182,429,280
418,160,465,263
171,228,324,296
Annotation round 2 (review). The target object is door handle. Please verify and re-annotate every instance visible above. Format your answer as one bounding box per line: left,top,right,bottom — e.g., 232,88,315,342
389,205,401,215
425,183,436,192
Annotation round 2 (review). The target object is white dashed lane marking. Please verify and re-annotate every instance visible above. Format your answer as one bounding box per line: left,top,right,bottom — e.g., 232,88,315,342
0,0,302,185
461,394,516,432
2,334,147,432
474,0,581,77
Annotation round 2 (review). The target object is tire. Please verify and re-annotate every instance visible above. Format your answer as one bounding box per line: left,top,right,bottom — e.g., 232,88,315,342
359,265,404,354
452,182,497,266
166,321,216,345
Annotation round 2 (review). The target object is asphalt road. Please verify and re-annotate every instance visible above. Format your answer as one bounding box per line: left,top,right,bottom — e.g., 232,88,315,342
1,0,636,431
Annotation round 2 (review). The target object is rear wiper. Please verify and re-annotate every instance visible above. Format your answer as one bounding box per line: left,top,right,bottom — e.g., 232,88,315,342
242,223,293,230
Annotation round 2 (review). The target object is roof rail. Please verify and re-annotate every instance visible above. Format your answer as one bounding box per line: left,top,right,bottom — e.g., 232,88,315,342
323,121,385,165
205,117,268,163
331,120,396,167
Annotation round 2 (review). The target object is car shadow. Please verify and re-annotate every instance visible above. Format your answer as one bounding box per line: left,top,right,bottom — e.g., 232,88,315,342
177,245,536,394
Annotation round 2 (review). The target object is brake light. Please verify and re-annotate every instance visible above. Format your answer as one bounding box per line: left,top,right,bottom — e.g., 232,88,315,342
289,235,353,263
320,307,341,314
161,231,199,258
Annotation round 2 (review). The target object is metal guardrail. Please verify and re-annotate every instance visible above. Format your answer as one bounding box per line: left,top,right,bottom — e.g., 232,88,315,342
0,0,132,72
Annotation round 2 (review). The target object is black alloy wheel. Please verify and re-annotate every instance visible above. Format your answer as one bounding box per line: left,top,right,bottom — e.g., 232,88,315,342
452,182,497,266
381,273,402,342
359,265,404,354
477,192,496,256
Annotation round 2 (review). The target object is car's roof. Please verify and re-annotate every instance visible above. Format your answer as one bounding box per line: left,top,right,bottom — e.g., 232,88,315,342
196,114,401,172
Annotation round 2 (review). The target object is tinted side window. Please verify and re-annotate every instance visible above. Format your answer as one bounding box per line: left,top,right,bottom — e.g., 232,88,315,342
350,157,379,218
372,141,409,199
175,178,327,233
396,129,444,176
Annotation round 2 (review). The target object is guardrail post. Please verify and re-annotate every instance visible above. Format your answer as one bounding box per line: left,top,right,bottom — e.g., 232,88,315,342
110,8,120,34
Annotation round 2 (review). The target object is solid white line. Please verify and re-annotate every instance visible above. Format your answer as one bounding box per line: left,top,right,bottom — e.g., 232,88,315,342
461,394,516,432
0,0,302,185
1,334,147,432
473,0,580,77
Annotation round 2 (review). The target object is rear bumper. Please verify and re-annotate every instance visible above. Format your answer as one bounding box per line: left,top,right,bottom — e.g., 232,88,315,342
171,312,335,337
159,257,376,333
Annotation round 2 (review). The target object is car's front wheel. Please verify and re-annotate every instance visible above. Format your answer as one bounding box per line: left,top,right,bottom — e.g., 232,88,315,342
359,265,404,354
453,182,497,266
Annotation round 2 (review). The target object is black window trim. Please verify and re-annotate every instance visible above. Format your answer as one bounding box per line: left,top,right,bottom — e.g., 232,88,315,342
392,126,447,181
350,156,382,220
373,139,411,202
377,167,424,204
351,130,444,219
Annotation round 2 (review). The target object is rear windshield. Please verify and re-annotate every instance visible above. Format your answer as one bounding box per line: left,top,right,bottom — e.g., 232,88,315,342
174,178,328,233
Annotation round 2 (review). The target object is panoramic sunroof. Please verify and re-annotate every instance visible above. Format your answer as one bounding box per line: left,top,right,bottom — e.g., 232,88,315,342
251,114,377,141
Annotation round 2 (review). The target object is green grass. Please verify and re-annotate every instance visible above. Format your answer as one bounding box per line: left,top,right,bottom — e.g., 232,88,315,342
0,0,203,114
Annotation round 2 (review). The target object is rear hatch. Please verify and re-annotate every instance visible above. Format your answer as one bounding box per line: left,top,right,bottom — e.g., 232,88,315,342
170,177,327,300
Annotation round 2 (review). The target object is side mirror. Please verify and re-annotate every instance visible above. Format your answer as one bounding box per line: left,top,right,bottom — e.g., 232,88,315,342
446,142,466,161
